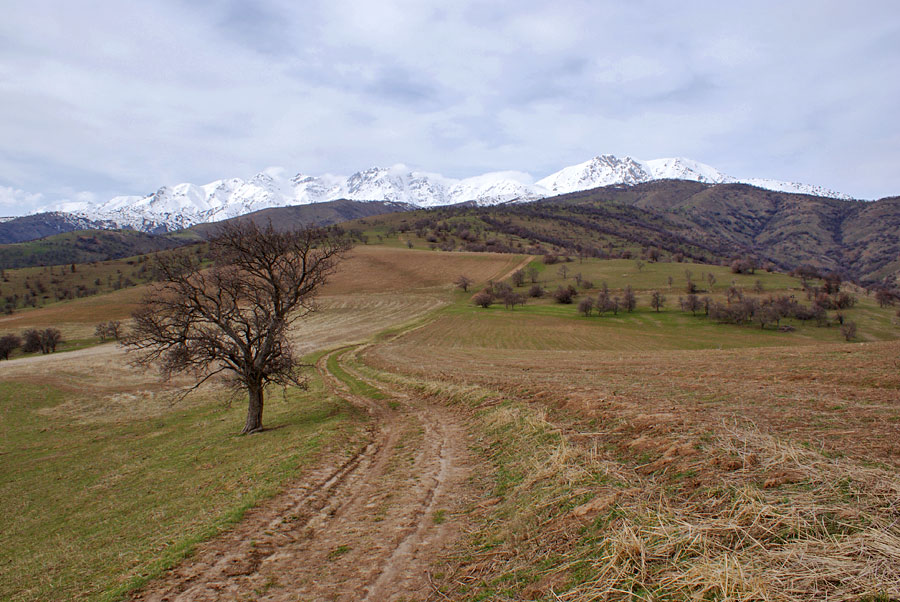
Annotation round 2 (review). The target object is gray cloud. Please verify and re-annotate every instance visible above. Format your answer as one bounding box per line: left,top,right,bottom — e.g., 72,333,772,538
1,0,899,215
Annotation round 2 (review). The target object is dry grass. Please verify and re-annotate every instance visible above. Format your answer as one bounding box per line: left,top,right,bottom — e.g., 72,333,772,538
363,316,900,599
320,245,526,294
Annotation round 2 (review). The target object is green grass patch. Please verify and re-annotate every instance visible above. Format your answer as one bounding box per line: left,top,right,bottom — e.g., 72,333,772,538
326,349,387,400
327,544,352,560
0,374,361,602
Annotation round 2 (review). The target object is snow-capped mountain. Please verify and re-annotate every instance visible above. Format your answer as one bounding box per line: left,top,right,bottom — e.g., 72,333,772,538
535,155,852,200
41,156,853,232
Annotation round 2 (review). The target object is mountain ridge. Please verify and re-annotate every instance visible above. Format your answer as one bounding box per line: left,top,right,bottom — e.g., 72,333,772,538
37,155,854,232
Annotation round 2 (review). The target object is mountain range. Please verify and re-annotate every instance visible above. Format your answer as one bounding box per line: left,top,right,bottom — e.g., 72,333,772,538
39,155,853,232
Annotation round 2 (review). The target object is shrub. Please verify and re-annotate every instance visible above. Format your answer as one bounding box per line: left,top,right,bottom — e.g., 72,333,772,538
553,285,576,304
0,333,21,360
22,329,42,353
528,284,545,298
472,291,494,308
731,258,757,274
840,321,857,341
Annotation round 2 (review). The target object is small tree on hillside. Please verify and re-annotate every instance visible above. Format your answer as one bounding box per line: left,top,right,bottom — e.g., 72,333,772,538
623,285,637,312
40,328,62,353
472,290,494,308
526,265,540,284
95,321,123,342
0,333,21,360
503,291,526,309
841,321,857,341
124,222,351,435
22,329,42,354
511,269,526,287
455,275,473,292
684,294,701,315
875,288,898,307
553,285,576,304
650,291,666,312
578,297,594,317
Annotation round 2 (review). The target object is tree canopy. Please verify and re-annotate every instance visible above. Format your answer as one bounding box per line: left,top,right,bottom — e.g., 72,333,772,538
125,221,351,434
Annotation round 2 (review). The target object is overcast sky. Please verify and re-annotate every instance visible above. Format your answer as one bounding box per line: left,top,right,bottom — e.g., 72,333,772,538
2,1,899,214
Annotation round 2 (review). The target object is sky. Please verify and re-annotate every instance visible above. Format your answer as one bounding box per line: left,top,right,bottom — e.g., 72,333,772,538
2,0,899,215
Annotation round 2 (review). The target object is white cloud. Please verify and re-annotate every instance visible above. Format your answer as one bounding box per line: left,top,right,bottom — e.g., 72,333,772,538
0,186,43,214
1,0,899,213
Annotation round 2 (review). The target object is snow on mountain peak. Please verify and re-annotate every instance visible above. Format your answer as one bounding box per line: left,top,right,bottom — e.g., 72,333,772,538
40,155,854,231
536,155,651,193
644,157,733,184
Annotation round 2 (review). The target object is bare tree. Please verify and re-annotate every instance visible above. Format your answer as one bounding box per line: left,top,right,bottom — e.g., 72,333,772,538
650,291,666,312
455,275,473,292
526,264,540,283
511,269,526,287
503,291,526,310
125,222,351,435
95,320,123,342
840,321,857,341
40,328,62,353
557,265,569,280
623,285,637,312
578,297,594,317
635,260,645,272
684,294,701,315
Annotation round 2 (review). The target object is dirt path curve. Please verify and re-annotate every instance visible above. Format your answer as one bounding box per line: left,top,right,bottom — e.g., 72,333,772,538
496,254,534,283
131,346,474,602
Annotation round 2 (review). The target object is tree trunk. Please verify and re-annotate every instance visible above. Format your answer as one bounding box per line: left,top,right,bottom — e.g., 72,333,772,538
242,382,264,434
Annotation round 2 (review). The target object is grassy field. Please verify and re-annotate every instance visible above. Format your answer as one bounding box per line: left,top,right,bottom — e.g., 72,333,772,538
357,253,900,600
0,245,523,601
4,244,900,600
0,369,363,602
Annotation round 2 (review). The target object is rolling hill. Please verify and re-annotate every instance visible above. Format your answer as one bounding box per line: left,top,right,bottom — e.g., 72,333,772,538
0,200,412,269
347,180,900,284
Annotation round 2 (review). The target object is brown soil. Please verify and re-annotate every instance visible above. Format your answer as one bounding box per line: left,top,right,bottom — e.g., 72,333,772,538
130,348,477,602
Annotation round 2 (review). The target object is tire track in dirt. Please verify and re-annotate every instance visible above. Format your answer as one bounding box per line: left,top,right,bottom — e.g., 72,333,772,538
131,346,474,602
494,254,534,283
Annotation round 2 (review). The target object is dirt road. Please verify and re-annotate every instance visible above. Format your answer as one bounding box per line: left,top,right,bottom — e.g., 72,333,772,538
131,347,474,602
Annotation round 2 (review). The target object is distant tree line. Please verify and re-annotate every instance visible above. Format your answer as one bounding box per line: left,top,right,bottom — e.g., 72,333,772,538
0,327,64,359
459,263,863,341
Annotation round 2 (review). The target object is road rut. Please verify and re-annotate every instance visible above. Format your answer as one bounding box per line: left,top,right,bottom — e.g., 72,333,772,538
132,347,473,602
